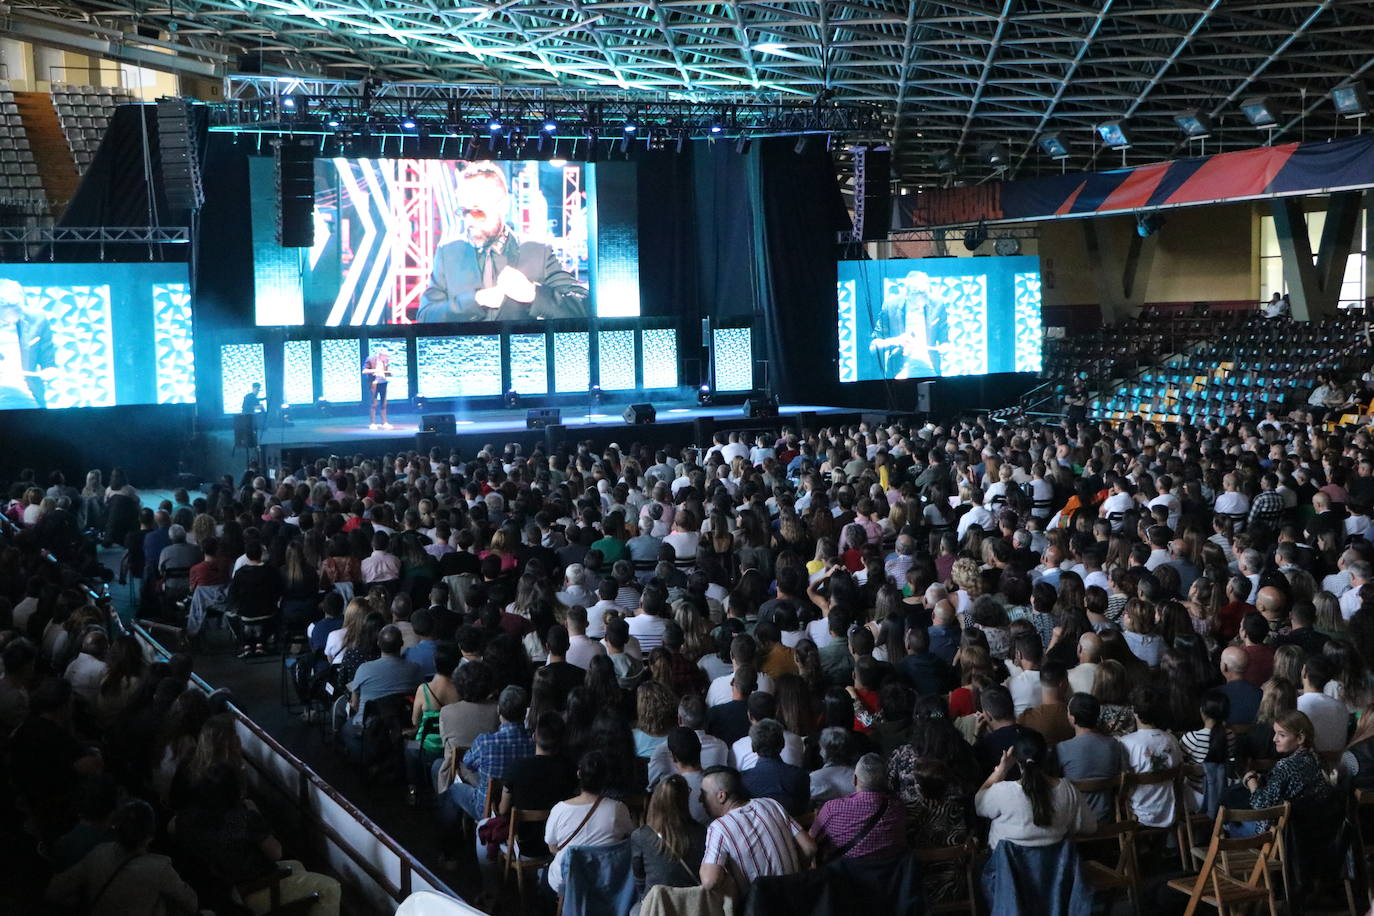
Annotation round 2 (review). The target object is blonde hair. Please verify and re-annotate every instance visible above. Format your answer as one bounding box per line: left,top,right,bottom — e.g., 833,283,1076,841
646,774,694,861
951,557,981,593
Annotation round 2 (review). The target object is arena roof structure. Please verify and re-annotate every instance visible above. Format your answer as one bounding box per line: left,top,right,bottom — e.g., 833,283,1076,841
8,0,1374,185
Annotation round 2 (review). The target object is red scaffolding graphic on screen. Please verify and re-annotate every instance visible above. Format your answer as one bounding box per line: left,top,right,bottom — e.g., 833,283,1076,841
391,160,435,324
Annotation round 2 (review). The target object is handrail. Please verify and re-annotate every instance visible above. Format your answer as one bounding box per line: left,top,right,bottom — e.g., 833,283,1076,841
128,619,461,909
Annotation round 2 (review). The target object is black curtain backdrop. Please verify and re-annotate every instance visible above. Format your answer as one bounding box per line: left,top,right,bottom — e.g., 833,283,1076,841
750,138,850,402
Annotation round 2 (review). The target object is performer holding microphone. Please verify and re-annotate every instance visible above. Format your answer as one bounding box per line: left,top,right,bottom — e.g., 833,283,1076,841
363,347,392,430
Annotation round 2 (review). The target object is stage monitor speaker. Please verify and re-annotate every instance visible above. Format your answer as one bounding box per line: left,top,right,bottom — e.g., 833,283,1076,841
856,146,892,241
623,403,656,425
276,141,315,248
526,407,561,430
157,99,204,218
420,413,456,435
916,381,934,413
232,414,258,449
415,430,437,453
743,392,779,419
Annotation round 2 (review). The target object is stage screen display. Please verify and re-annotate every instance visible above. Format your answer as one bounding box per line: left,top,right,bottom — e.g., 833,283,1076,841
252,157,641,326
0,262,194,411
836,256,1042,382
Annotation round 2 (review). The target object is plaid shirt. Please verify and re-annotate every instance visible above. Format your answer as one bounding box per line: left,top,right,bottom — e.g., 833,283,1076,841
462,721,534,810
1248,489,1285,529
810,790,908,860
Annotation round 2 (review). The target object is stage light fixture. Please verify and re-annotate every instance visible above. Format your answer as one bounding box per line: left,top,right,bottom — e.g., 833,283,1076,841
488,118,504,133
623,119,639,134
1174,109,1213,139
281,95,297,110
933,150,958,174
698,383,714,406
414,396,427,411
1037,132,1070,160
1240,96,1279,128
709,122,723,135
793,134,809,155
589,384,604,405
963,220,988,252
734,134,752,155
463,136,481,159
326,110,341,129
978,141,1009,168
401,112,417,130
1096,120,1130,149
543,119,557,133
1333,84,1370,118
1136,212,1165,237
504,388,521,408
675,130,688,154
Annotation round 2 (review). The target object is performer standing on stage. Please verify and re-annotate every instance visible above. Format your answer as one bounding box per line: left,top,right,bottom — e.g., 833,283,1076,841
363,347,393,430
0,278,54,410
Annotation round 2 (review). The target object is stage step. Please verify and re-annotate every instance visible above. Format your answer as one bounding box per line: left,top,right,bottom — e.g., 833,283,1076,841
14,91,79,218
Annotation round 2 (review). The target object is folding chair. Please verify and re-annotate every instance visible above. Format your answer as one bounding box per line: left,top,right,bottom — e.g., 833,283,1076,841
913,838,980,915
1119,766,1189,869
1167,804,1289,916
1077,820,1143,916
503,808,554,911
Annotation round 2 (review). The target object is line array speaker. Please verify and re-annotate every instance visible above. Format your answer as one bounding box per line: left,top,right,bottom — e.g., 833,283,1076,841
276,141,316,248
856,146,892,242
156,99,204,219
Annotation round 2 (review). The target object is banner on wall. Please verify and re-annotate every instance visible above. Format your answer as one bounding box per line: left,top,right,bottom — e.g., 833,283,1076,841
898,133,1374,229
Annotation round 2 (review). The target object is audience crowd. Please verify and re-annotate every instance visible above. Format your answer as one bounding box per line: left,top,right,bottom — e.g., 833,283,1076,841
7,409,1374,912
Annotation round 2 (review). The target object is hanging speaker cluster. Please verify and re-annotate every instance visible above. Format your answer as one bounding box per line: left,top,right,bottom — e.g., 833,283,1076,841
156,98,204,220
275,140,315,248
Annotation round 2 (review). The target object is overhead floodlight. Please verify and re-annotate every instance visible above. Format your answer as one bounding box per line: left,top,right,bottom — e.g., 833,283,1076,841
1136,212,1165,238
1096,120,1130,149
542,120,557,133
488,118,503,133
977,141,1009,168
752,42,787,54
326,110,341,129
963,220,988,252
401,112,417,130
623,120,638,134
1037,132,1070,160
281,95,297,110
1174,109,1213,139
1240,96,1279,128
1333,84,1370,118
933,150,958,174
709,122,723,134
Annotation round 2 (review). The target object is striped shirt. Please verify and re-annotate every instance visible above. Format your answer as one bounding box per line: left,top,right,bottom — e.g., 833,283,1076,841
702,797,805,890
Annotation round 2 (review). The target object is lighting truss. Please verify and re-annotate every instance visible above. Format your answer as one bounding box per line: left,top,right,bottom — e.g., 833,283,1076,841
210,76,885,142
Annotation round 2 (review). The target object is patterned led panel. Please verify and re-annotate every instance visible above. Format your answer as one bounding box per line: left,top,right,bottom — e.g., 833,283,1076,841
553,332,590,394
283,340,314,405
509,333,549,395
640,328,678,389
152,282,196,405
365,341,410,400
598,330,636,390
836,279,859,383
416,336,502,398
1014,273,1044,373
935,275,988,376
713,327,753,392
219,342,266,414
30,284,115,409
321,338,362,403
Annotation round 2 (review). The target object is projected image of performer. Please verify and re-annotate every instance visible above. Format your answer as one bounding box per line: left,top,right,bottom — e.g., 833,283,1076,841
870,272,946,379
0,279,54,409
363,347,393,430
416,163,590,323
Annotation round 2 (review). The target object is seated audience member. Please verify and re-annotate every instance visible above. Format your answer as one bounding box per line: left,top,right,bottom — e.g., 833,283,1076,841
810,752,907,861
1342,703,1374,790
698,765,816,896
1233,710,1338,835
705,666,757,747
438,660,499,766
973,684,1033,778
631,774,707,899
809,726,857,805
1053,693,1128,822
545,750,635,896
897,624,954,695
1017,661,1074,746
1295,654,1350,754
975,730,1097,849
401,609,439,677
47,799,198,916
739,718,810,816
342,624,422,753
1119,685,1185,829
442,685,534,821
648,693,730,786
496,714,579,858
730,690,803,770
1218,646,1263,724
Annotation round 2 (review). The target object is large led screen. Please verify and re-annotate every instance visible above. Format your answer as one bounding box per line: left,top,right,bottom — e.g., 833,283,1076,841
836,256,1042,382
0,262,194,410
252,158,641,326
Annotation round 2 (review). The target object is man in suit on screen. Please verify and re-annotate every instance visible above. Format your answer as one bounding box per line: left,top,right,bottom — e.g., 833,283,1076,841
416,163,589,323
869,272,945,379
0,279,54,409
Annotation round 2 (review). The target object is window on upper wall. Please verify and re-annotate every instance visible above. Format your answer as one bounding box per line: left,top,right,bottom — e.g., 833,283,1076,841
1259,207,1367,309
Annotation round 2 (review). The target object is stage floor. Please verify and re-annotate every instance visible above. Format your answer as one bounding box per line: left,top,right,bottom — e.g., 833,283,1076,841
204,401,868,470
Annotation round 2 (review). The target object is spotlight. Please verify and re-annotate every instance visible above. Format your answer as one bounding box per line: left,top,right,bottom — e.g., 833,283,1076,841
315,396,330,415
1037,132,1070,160
401,112,417,130
698,383,714,406
709,123,723,135
623,120,638,134
1333,84,1370,119
589,384,604,405
1174,109,1213,139
326,110,341,129
414,396,427,412
542,119,557,133
504,388,520,408
978,141,1009,168
1240,96,1279,128
282,95,297,110
1097,120,1130,149
1136,213,1165,237
963,220,988,252
488,118,503,133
